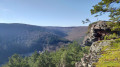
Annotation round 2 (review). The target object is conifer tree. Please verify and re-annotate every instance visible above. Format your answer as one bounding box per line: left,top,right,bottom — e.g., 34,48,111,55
91,0,120,22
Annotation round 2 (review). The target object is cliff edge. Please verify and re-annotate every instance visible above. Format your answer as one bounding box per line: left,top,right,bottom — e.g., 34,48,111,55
76,21,116,67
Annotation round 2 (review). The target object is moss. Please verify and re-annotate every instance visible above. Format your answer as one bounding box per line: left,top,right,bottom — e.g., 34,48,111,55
97,40,103,43
94,38,120,67
104,33,118,40
93,40,103,46
92,21,120,67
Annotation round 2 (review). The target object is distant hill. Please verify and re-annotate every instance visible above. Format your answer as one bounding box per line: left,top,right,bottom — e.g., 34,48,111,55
0,23,87,65
45,26,87,41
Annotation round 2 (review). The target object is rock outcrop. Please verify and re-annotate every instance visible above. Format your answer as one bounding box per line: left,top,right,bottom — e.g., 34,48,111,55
82,21,111,46
75,40,113,67
76,21,114,67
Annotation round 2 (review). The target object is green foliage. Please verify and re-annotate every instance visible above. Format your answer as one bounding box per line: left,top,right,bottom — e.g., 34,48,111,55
106,21,120,31
91,0,120,22
2,54,29,67
111,22,120,31
0,24,72,65
104,33,118,40
95,38,120,67
94,21,120,67
3,42,89,67
82,18,91,24
97,21,120,66
104,21,120,40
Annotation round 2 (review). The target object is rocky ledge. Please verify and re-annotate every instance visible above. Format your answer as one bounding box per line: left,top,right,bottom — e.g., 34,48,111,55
82,21,111,46
76,40,113,67
75,21,114,67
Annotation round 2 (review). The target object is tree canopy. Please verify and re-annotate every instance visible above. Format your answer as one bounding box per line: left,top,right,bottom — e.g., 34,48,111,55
91,0,120,22
2,42,90,67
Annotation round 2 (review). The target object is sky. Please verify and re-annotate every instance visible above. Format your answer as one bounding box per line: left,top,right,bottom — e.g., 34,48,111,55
0,0,110,27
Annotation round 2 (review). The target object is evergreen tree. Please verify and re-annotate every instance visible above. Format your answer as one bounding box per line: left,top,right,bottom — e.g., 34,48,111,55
91,0,120,22
2,42,89,67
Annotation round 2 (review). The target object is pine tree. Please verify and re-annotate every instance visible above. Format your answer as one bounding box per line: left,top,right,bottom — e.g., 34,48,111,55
91,0,120,22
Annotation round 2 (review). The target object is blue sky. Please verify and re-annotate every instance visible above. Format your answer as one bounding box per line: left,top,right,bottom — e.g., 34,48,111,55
0,0,110,26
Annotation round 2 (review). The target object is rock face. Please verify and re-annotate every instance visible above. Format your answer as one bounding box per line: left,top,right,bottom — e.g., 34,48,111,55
75,21,113,67
82,21,111,46
76,40,113,67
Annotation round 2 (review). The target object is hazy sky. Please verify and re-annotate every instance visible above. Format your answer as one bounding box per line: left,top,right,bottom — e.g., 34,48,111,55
0,0,110,26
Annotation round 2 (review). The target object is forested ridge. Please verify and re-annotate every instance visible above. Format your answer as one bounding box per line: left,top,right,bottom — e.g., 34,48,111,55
2,0,120,66
0,23,87,66
2,42,89,67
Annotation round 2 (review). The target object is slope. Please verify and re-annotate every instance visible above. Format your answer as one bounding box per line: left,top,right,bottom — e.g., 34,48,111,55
0,23,87,65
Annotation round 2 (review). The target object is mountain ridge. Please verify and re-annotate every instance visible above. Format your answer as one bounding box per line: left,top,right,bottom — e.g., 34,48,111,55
0,23,87,65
